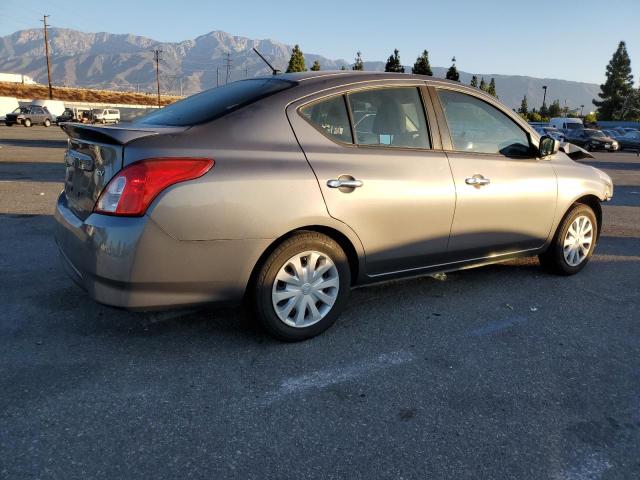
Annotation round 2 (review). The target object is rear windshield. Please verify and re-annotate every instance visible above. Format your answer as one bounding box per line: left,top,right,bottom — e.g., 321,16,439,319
135,78,296,126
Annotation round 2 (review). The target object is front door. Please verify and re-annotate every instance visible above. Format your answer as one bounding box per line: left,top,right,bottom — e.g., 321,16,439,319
434,88,557,260
288,85,456,275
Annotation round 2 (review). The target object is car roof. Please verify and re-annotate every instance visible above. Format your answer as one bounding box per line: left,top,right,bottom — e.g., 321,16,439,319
273,70,467,87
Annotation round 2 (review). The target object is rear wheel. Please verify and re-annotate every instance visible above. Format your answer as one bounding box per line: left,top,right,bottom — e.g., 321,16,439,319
43,118,51,127
23,118,32,127
539,204,597,275
253,232,351,341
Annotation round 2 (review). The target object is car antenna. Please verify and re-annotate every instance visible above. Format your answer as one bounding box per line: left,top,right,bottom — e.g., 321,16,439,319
253,48,280,75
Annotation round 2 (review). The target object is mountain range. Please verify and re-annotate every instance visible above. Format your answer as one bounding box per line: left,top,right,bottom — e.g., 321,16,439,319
0,28,600,109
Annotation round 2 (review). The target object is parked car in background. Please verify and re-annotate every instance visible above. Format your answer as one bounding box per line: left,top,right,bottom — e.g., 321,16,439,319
4,105,57,127
54,72,613,341
534,126,565,142
0,96,19,122
565,128,618,151
92,108,120,124
618,130,640,151
30,99,66,117
57,107,92,124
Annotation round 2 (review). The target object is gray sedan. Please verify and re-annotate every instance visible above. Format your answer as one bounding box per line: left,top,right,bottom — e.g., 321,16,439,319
55,72,613,341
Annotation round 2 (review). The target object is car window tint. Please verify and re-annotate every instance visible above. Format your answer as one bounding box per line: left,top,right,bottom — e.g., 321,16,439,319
438,90,531,156
300,95,353,144
136,78,295,126
348,87,430,149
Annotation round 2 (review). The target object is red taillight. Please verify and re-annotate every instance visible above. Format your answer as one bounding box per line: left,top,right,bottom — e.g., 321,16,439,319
94,158,214,216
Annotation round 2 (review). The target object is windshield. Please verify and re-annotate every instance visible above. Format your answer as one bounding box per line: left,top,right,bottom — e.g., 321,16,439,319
135,78,296,126
565,123,582,130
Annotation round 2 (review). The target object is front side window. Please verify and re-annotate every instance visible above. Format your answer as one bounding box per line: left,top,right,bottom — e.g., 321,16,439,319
300,95,353,144
437,90,531,156
348,87,430,149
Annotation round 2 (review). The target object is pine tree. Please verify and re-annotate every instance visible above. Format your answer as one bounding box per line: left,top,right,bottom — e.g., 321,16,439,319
310,60,321,71
412,50,433,76
446,57,459,81
353,51,364,71
479,77,487,92
518,95,528,115
286,45,307,73
470,75,478,88
385,49,405,73
488,78,497,97
548,99,562,118
593,41,634,120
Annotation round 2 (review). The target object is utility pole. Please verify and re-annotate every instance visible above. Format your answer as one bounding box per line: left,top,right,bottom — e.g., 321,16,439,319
216,67,219,87
152,49,163,107
41,14,53,99
224,52,232,84
580,105,584,117
542,85,548,108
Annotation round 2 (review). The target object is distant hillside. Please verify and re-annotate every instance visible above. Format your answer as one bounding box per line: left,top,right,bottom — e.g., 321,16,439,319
0,82,179,106
0,28,600,109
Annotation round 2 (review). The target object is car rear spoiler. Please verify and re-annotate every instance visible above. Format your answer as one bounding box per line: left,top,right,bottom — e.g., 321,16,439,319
60,123,188,145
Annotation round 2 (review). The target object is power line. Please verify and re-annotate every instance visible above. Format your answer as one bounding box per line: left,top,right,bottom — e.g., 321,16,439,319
224,52,232,84
41,14,53,99
152,48,163,107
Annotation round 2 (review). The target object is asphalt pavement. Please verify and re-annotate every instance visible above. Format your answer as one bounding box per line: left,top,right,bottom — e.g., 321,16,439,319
1,126,639,479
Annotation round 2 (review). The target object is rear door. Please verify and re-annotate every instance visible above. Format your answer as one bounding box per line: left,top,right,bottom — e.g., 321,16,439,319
432,87,557,260
288,83,456,275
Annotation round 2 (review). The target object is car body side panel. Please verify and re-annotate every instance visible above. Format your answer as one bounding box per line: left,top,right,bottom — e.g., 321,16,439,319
286,83,457,275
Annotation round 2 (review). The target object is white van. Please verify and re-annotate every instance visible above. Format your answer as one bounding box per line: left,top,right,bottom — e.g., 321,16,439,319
549,117,583,131
92,108,120,124
0,96,20,121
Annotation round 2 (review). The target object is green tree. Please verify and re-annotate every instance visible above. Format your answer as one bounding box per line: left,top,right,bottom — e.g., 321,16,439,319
518,95,528,115
479,77,487,92
594,41,634,120
310,60,321,71
584,111,598,124
286,44,307,73
548,99,562,117
540,102,549,118
352,51,364,71
528,111,542,122
385,49,405,73
487,77,497,97
470,75,478,88
340,66,347,70
412,50,433,76
446,57,459,81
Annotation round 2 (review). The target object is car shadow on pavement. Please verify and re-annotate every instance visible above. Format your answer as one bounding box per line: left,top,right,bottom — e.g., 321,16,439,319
0,138,68,149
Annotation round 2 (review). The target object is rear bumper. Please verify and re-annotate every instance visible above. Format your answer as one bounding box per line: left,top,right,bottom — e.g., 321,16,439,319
54,193,271,309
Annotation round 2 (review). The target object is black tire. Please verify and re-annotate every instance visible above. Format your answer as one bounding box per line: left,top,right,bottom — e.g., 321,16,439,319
539,204,598,275
5,123,13,127
43,118,51,127
23,118,32,127
252,231,351,341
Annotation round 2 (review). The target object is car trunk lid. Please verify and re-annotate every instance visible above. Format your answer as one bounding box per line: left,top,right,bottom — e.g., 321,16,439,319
60,123,188,220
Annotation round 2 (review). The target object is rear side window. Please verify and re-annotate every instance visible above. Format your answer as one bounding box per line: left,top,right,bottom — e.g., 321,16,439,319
437,90,530,156
135,78,295,126
348,87,431,149
300,96,353,144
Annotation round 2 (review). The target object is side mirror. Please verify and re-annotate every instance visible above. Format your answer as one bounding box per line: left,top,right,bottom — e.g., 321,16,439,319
539,135,559,157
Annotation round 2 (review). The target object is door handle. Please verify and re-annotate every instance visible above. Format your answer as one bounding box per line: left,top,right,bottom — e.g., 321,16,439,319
465,175,490,186
327,178,363,189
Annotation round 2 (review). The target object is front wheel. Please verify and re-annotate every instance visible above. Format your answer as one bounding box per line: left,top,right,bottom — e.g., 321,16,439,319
252,232,351,341
539,204,598,275
43,118,51,127
23,119,32,127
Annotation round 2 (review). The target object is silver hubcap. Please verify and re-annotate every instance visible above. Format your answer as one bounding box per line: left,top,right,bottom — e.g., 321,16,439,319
272,250,339,328
563,215,594,266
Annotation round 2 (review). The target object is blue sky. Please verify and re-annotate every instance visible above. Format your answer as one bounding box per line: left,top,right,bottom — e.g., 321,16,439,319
1,0,639,84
